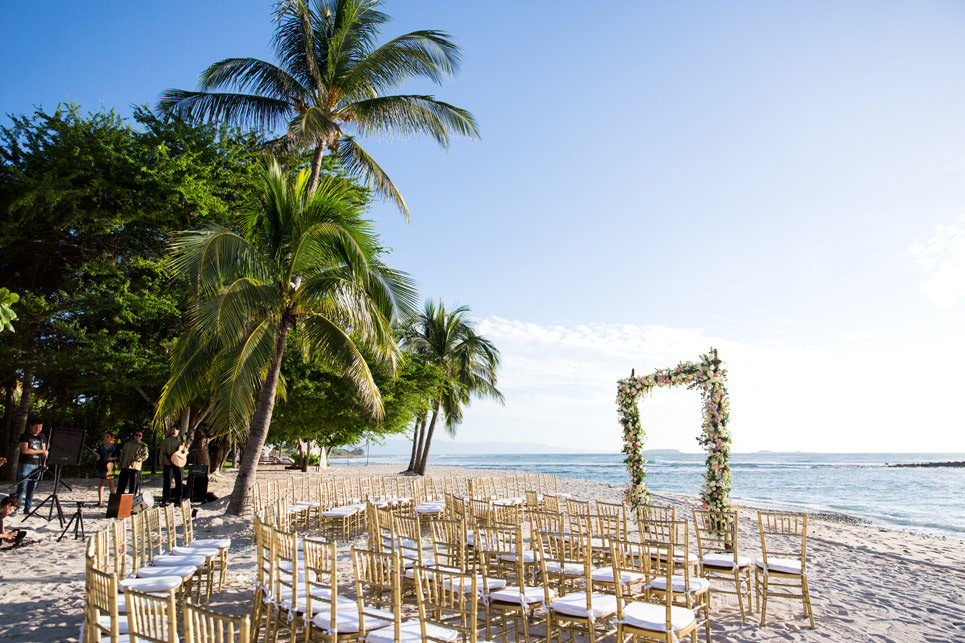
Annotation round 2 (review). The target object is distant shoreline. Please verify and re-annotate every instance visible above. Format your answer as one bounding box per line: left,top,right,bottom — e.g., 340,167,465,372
888,461,965,468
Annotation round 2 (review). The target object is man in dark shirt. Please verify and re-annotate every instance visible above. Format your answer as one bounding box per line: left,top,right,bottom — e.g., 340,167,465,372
17,419,47,514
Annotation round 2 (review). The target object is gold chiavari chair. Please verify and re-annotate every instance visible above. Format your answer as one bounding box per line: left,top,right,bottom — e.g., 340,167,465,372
538,529,617,643
271,527,304,641
597,500,629,536
594,536,648,601
755,511,815,629
250,518,275,642
302,538,364,641
693,509,752,622
645,520,710,643
531,508,568,536
638,504,677,523
429,517,471,573
543,494,562,513
413,564,483,642
132,511,201,602
112,518,184,603
179,499,232,591
124,587,179,643
611,539,699,643
86,565,125,642
351,547,410,643
477,524,553,643
183,601,251,643
144,508,213,602
163,503,224,599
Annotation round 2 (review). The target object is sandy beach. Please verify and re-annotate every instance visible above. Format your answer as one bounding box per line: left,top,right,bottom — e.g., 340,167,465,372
1,464,963,642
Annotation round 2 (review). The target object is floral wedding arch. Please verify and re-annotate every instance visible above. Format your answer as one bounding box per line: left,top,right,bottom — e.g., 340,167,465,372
617,347,732,514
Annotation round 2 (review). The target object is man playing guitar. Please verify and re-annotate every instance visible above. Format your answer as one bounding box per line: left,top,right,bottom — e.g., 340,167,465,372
160,426,188,505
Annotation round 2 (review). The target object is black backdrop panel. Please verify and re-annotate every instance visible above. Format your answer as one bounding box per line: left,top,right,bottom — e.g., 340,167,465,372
47,426,87,466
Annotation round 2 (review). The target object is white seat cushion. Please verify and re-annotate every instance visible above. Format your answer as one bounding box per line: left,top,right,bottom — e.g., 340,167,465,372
136,566,196,580
322,506,360,517
489,586,556,605
312,606,393,633
96,614,128,634
189,538,231,549
754,557,803,574
498,549,537,564
365,621,459,643
440,573,508,594
619,601,696,632
168,546,220,558
545,561,586,575
551,592,618,620
649,575,711,594
701,553,750,569
590,566,646,585
416,502,445,514
119,576,181,592
152,554,207,567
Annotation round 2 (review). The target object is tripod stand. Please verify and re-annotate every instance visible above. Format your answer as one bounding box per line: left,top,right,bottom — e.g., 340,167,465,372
58,500,86,541
25,464,67,527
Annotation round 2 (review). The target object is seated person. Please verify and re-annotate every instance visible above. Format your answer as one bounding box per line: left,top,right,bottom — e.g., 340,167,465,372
0,495,26,545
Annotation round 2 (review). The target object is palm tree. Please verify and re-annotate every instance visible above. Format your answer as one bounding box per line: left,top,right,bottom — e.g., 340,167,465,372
159,0,479,218
157,158,413,515
402,300,503,475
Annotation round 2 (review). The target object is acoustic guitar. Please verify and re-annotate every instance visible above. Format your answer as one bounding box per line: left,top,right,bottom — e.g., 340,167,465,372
170,443,189,468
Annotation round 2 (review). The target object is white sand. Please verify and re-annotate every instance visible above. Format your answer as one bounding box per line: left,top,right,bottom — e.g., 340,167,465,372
1,463,963,642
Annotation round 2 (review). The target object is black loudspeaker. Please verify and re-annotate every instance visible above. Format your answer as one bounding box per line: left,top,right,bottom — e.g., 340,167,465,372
47,427,87,466
186,465,209,503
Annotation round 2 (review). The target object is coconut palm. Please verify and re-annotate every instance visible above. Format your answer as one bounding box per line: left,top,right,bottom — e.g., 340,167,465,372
157,157,413,515
402,300,502,475
159,0,478,218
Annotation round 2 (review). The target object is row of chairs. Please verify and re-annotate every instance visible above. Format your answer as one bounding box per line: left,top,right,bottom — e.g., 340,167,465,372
84,499,234,642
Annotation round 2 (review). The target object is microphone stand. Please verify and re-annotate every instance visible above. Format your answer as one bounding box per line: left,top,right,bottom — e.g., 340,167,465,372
22,436,66,527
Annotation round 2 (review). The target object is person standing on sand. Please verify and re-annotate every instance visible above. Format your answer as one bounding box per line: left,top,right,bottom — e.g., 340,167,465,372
94,432,119,506
160,426,184,505
16,419,47,514
117,431,149,495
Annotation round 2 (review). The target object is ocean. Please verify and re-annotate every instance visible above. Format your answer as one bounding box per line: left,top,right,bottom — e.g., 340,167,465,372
346,452,965,538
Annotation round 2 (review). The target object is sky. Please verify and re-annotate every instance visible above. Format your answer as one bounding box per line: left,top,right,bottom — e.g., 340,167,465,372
3,1,965,453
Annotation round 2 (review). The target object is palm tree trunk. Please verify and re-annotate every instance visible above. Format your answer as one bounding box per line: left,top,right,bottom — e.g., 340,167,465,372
415,401,440,475
406,417,424,472
226,318,293,515
307,143,325,193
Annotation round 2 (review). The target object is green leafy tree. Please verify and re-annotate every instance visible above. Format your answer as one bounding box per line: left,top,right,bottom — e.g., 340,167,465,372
158,0,478,216
157,158,414,515
269,347,443,466
0,105,263,475
0,289,17,333
402,300,503,475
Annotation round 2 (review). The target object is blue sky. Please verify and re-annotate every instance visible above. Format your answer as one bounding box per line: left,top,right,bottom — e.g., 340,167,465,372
3,1,965,452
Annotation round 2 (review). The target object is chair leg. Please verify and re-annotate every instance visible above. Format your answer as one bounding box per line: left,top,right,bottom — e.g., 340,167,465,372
734,570,746,622
802,576,815,629
759,575,769,627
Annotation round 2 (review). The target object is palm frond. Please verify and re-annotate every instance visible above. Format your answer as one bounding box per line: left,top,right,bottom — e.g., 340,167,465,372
198,57,309,102
342,30,462,97
167,224,271,296
209,317,278,435
157,90,293,130
336,135,408,219
343,94,479,146
301,312,384,416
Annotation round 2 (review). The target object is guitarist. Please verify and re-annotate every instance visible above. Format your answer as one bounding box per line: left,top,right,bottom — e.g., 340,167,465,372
160,426,187,505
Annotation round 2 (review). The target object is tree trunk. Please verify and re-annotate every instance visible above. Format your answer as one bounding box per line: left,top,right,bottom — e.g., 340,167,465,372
192,426,211,469
210,435,230,476
226,318,293,516
297,439,309,472
307,144,325,193
407,417,424,472
4,366,34,481
322,446,332,468
0,382,15,478
415,402,441,476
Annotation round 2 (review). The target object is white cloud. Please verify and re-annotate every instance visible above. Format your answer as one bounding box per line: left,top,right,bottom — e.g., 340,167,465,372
908,222,965,307
449,317,965,454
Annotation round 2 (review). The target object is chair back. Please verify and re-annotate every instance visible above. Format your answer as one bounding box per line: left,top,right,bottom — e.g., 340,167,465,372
271,528,299,608
565,497,591,517
534,529,592,597
163,503,180,550
183,601,251,643
693,509,740,559
180,499,196,544
758,511,808,573
413,564,480,642
111,518,129,578
637,504,676,523
352,547,403,637
429,517,470,571
302,538,339,634
86,566,120,643
475,524,529,591
531,508,567,535
124,587,179,643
